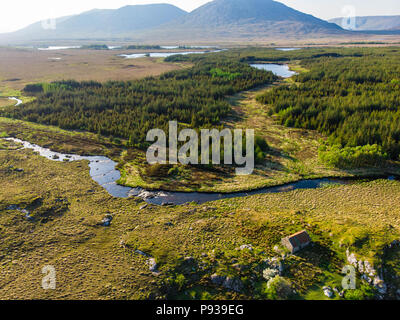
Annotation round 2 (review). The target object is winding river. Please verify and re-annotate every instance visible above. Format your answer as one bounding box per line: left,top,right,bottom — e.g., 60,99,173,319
4,138,397,206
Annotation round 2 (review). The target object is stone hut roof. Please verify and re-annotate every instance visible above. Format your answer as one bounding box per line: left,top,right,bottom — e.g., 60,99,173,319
286,230,311,248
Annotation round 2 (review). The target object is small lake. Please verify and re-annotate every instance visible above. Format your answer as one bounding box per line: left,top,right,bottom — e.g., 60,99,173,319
38,46,82,51
251,64,297,78
119,49,222,59
4,138,397,206
160,46,217,50
275,48,302,51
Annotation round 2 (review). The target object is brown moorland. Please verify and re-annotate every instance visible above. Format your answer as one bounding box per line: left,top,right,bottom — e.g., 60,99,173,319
0,47,189,91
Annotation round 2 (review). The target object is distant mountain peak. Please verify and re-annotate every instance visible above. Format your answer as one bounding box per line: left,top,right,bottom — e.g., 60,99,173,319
2,4,187,42
155,0,344,40
0,0,346,44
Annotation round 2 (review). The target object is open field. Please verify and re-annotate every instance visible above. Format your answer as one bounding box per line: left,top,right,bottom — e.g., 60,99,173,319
0,98,12,108
1,141,400,300
0,47,188,91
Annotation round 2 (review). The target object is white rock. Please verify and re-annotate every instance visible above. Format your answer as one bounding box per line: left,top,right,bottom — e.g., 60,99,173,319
364,261,376,276
323,286,334,298
263,268,279,281
239,244,253,251
347,252,358,267
148,258,158,273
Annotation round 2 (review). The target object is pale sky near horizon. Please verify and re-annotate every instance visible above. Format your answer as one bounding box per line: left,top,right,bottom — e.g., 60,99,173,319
0,0,399,33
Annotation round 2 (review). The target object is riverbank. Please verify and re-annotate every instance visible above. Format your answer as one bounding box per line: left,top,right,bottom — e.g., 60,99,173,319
1,144,400,300
3,135,398,206
117,77,400,193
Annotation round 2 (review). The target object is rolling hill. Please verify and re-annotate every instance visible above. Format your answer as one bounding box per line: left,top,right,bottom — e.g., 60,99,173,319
0,0,347,44
0,4,187,42
330,15,400,31
152,0,345,41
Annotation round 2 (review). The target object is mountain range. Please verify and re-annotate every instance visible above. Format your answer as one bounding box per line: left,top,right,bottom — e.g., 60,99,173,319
153,0,344,41
2,4,186,41
330,15,400,31
0,0,370,44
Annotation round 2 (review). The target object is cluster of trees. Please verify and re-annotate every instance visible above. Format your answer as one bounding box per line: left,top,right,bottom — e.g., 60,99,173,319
318,144,388,169
257,49,400,162
2,60,276,149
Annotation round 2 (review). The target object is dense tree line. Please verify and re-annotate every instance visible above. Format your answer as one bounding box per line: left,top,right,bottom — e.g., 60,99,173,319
257,49,400,161
2,60,276,148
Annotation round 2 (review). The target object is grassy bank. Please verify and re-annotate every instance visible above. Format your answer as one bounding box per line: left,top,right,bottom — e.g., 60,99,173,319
1,143,400,299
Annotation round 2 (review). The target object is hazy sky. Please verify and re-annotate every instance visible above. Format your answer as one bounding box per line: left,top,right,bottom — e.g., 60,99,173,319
0,0,399,33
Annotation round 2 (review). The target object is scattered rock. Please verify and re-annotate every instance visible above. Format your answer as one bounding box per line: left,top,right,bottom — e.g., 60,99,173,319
148,258,159,274
323,286,334,298
211,274,226,286
373,277,387,295
101,215,113,227
223,277,244,293
361,274,372,284
210,274,243,293
238,244,253,251
139,204,148,210
138,191,155,200
264,257,284,275
263,268,279,281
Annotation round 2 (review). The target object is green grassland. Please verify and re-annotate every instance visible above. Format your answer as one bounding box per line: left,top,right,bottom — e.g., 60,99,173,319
1,46,400,300
1,142,400,299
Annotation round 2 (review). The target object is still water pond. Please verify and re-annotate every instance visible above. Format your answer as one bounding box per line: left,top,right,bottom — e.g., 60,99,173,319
250,63,297,78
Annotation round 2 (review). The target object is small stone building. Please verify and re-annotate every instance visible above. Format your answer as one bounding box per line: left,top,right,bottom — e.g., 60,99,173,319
281,230,311,253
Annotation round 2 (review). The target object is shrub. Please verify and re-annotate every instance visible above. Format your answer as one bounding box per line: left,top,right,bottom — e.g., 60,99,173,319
319,144,388,168
344,284,375,300
254,136,269,164
265,276,293,300
145,164,171,177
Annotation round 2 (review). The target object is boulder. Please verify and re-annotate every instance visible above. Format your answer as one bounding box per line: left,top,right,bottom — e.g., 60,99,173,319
373,277,387,295
346,250,358,267
138,191,155,200
211,274,226,286
265,257,284,274
102,215,113,227
323,286,334,298
364,261,376,277
223,277,244,293
148,258,159,273
263,268,279,281
239,244,253,251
